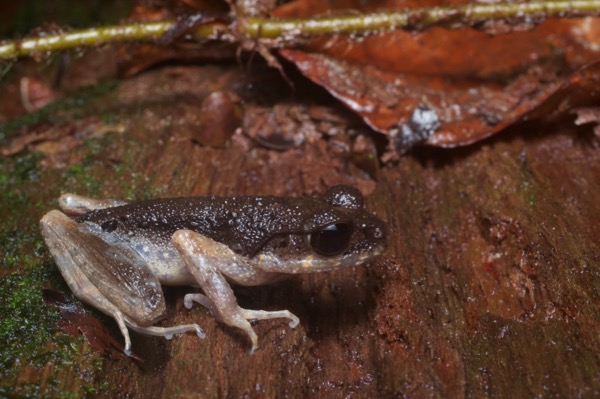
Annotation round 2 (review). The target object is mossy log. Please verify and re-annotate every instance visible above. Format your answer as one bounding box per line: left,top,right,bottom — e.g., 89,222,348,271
1,61,599,398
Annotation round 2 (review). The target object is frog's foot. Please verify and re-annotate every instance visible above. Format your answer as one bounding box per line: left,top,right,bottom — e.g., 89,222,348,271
173,230,300,353
128,322,205,340
184,293,299,353
223,308,299,353
59,193,129,216
185,292,299,329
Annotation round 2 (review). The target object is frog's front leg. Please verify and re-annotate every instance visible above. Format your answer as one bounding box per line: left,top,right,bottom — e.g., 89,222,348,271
172,230,300,353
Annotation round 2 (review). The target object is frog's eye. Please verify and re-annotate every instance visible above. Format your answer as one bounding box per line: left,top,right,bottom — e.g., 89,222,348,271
307,222,353,256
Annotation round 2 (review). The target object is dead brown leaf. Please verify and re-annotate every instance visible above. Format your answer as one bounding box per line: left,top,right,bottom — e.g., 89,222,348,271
273,0,600,156
0,119,125,168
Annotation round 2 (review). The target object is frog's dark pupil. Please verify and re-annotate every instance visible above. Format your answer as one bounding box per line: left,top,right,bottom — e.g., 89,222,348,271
101,219,118,232
308,222,352,256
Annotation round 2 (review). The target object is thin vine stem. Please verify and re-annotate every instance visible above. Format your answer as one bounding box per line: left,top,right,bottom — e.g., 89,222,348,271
0,22,221,60
239,0,600,38
1,0,599,60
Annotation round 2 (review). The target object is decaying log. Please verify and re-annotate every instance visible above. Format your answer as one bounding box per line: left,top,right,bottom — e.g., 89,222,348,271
2,61,600,398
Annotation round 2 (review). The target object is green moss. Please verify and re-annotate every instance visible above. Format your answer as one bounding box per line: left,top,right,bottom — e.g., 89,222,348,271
0,143,85,396
60,135,157,201
0,382,42,399
0,230,37,269
1,379,82,399
60,160,103,196
0,260,106,398
0,267,68,370
0,152,46,274
0,74,162,395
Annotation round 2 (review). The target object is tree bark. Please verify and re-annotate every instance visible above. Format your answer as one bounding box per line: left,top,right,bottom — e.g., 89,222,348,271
2,61,600,398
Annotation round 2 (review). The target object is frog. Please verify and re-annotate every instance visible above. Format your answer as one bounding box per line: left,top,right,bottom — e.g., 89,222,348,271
40,185,387,355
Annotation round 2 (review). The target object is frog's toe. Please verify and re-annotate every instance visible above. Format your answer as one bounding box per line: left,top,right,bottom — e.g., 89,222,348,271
128,323,205,341
164,326,205,340
192,324,206,339
288,315,300,328
184,293,214,314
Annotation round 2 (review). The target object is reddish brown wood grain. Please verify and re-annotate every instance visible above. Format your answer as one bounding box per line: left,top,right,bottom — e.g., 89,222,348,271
3,61,600,397
94,70,600,398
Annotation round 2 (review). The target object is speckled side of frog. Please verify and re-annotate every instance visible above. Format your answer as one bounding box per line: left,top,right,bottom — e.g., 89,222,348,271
40,186,387,354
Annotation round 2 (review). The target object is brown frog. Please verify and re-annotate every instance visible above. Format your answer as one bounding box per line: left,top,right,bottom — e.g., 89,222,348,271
40,186,386,354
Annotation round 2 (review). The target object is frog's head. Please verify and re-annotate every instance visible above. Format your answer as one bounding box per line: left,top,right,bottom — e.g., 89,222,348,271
254,186,387,273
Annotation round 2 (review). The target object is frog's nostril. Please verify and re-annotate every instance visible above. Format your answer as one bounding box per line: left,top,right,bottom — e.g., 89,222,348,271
363,223,385,240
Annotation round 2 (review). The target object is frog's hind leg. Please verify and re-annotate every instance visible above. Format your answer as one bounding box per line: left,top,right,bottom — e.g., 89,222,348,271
42,210,207,355
41,210,138,354
172,230,300,353
58,193,129,216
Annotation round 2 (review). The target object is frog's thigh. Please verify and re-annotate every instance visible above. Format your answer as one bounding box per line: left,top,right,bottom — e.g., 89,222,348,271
42,211,204,354
172,230,299,352
58,193,129,216
41,210,136,354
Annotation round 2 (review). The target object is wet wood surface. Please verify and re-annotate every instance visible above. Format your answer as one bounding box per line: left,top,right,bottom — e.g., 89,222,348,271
3,62,600,398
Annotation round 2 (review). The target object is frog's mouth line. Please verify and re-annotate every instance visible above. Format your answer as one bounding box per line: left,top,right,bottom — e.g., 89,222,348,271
253,244,385,274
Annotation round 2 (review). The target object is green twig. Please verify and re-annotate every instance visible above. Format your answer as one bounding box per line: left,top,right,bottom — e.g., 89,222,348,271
0,22,221,60
1,0,599,61
239,0,600,38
